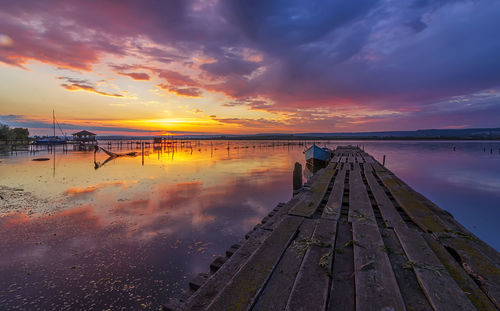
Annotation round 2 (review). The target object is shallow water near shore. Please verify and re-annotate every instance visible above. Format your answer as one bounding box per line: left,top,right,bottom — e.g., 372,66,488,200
1,140,499,310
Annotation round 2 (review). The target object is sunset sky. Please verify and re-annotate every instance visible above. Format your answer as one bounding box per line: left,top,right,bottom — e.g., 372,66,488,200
1,0,500,136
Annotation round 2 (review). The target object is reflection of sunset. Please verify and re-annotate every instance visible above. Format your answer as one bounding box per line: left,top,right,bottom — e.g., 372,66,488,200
1,141,299,205
0,142,307,308
3,141,500,309
64,180,134,197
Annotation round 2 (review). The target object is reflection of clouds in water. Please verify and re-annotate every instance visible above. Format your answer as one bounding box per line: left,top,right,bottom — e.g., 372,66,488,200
445,173,500,194
105,174,282,243
0,206,105,263
0,142,306,308
64,180,138,197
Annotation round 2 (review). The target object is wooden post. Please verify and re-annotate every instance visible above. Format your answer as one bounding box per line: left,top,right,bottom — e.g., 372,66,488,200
293,162,302,195
382,155,386,167
142,142,144,166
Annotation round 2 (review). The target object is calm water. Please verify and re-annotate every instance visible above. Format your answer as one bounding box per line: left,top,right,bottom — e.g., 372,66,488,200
1,140,499,310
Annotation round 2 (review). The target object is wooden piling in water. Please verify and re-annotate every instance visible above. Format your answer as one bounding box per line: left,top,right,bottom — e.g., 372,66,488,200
292,162,302,195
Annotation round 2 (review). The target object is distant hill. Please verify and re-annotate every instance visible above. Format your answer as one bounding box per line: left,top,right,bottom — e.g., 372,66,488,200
92,128,500,140
290,128,500,139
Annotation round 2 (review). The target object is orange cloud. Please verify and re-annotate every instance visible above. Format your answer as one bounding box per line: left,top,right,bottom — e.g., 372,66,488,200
61,83,124,97
57,76,124,97
118,72,150,81
157,84,202,97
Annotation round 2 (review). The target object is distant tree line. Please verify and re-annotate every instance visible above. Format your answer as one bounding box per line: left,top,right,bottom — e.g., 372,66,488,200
0,123,30,140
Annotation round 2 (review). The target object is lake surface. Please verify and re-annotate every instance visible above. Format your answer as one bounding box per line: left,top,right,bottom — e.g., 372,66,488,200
1,140,499,310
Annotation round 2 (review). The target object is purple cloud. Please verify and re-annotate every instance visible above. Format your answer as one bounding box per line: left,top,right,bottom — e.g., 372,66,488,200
1,0,500,130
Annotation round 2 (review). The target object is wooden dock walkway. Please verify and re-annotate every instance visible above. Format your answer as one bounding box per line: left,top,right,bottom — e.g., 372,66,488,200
169,146,500,311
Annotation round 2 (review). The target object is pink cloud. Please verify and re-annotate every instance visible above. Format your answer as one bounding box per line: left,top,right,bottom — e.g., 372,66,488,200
57,76,124,97
118,72,150,81
158,84,203,97
157,70,200,87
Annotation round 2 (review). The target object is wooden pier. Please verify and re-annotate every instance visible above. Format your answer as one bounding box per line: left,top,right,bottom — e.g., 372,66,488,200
169,146,500,311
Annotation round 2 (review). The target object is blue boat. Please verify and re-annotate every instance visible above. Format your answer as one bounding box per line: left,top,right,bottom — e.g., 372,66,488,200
304,144,331,167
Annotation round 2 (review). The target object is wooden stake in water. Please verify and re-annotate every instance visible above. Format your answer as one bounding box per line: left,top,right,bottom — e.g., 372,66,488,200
293,162,303,195
142,142,144,166
383,155,386,167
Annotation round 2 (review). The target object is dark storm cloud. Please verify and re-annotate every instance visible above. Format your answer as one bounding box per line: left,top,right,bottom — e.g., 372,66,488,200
218,0,379,51
201,56,261,77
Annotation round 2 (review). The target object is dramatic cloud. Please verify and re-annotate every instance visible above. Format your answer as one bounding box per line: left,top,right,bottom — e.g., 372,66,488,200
157,84,203,97
222,99,272,110
200,56,261,77
212,116,285,129
109,64,151,80
117,72,150,81
157,70,200,87
58,77,124,97
1,0,500,132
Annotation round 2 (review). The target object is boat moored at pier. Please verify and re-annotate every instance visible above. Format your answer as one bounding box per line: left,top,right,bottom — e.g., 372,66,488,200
304,144,331,167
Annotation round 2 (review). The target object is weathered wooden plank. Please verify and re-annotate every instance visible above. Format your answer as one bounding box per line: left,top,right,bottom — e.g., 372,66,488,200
321,168,346,221
205,216,303,311
363,164,402,229
396,225,476,310
366,166,478,310
348,163,374,224
189,273,210,291
374,161,500,268
380,228,433,311
439,237,500,309
376,167,500,307
376,168,448,233
183,229,272,310
372,161,387,172
262,199,296,231
400,178,500,267
349,168,406,311
286,219,337,311
351,222,406,311
253,219,316,311
328,220,355,311
424,234,497,311
288,163,336,217
361,152,376,163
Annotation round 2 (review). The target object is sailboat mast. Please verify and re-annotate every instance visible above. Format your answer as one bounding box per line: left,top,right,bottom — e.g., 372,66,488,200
53,110,55,138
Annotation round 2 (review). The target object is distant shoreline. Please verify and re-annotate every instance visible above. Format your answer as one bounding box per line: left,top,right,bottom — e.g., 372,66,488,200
95,136,500,141
2,137,500,145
